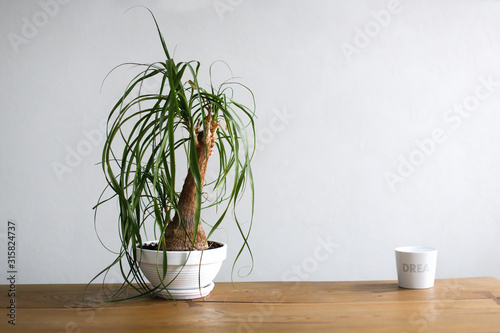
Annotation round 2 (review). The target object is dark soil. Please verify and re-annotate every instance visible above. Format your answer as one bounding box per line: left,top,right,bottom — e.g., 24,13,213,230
140,240,222,251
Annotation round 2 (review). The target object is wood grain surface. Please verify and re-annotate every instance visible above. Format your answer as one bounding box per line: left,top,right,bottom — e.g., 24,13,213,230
1,277,500,332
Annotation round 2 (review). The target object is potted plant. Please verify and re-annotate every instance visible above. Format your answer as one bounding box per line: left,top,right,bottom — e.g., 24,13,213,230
91,11,255,301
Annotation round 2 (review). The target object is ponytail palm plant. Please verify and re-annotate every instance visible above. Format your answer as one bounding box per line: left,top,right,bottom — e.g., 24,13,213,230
93,13,255,300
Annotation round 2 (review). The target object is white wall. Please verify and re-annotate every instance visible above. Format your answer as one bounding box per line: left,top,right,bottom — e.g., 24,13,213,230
1,0,500,284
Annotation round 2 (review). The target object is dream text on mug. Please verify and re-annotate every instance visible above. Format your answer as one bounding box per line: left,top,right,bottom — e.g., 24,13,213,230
403,263,429,273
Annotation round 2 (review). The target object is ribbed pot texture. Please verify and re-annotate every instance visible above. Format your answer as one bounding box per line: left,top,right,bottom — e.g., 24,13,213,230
136,241,227,290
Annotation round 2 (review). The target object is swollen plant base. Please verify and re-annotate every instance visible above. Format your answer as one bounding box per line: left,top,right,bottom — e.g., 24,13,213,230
136,241,226,300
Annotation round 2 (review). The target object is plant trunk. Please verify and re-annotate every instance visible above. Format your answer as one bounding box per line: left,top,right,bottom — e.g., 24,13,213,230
163,114,218,251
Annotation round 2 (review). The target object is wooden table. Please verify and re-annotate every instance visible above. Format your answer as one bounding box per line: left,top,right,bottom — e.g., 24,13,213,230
2,277,500,332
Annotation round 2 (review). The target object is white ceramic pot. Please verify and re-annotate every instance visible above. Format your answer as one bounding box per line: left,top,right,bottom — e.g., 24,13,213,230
135,241,227,299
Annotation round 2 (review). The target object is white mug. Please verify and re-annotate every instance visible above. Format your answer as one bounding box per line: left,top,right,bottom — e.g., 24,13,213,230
395,246,437,289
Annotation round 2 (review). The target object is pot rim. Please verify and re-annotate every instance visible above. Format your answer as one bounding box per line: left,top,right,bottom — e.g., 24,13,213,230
136,240,226,253
135,240,227,266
